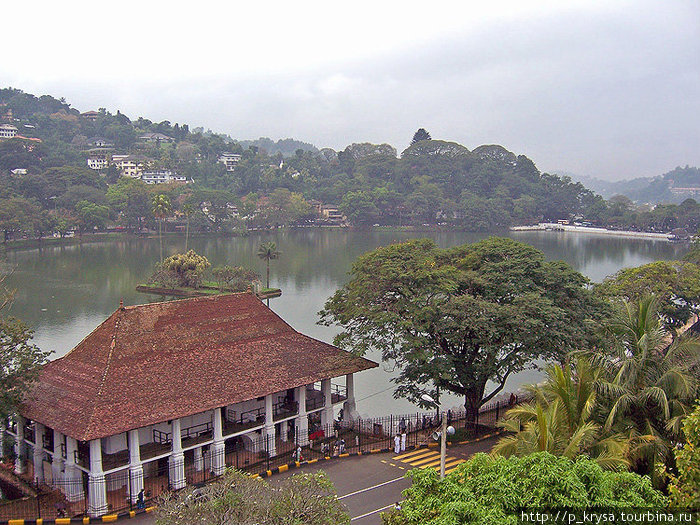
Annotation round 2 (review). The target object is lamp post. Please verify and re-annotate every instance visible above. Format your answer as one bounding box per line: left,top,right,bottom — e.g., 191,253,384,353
420,394,454,479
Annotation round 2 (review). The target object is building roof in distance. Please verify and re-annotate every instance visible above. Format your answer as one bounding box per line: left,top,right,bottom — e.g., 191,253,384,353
21,293,377,441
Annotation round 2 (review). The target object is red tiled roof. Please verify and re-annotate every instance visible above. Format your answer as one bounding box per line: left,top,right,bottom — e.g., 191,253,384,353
21,293,377,441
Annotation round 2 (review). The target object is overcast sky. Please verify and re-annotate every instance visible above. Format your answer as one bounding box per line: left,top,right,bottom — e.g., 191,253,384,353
2,0,698,180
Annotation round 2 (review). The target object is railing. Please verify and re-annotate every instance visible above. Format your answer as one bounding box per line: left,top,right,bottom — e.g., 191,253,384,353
331,383,347,399
153,421,214,445
273,400,298,420
180,422,212,441
153,429,171,445
238,407,265,425
305,395,325,411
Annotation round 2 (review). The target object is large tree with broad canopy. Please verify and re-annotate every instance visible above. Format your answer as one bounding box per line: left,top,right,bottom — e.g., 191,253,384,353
319,237,603,422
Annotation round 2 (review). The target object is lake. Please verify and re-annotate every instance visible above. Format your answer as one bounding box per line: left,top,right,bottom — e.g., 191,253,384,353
1,229,690,417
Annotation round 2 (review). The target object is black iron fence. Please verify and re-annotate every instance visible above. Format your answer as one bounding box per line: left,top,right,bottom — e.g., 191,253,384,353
0,396,524,521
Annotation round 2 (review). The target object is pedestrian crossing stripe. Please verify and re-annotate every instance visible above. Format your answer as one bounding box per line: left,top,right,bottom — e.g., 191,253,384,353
392,449,436,462
392,448,466,474
410,454,445,467
392,449,435,461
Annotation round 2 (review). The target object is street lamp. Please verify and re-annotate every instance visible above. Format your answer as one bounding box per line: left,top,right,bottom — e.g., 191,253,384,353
420,394,454,479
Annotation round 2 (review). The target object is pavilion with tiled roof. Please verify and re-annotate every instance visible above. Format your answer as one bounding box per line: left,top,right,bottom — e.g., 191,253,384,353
2,293,376,516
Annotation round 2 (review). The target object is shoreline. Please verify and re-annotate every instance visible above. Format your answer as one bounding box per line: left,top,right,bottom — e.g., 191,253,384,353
510,223,677,241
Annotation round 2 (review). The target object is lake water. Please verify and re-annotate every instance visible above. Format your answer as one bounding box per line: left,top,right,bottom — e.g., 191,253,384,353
1,229,690,417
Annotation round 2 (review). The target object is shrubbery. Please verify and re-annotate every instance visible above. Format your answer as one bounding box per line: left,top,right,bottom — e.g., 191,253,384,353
382,452,665,525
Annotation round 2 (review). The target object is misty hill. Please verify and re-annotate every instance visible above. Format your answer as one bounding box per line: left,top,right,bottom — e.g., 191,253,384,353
0,86,657,234
567,166,700,204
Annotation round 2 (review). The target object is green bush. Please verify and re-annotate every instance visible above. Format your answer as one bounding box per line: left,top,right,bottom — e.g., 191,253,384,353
382,452,665,525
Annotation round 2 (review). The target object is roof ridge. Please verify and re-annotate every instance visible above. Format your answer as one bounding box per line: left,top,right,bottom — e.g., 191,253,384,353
120,291,251,310
83,307,124,439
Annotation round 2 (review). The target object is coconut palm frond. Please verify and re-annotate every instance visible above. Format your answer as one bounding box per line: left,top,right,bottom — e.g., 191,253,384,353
562,421,598,459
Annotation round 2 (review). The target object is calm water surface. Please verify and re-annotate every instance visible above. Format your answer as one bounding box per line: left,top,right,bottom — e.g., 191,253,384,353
2,230,690,417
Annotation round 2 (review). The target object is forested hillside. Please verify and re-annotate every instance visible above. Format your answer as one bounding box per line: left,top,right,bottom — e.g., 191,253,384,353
0,88,697,241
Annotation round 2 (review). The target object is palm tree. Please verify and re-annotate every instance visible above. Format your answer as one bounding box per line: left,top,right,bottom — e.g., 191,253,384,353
592,295,700,481
493,358,629,470
182,203,194,251
256,241,281,290
152,194,171,263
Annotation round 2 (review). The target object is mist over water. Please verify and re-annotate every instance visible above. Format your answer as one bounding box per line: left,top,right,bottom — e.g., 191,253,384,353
2,230,689,416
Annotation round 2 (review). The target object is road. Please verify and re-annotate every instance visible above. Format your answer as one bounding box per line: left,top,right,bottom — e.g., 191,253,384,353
124,435,500,525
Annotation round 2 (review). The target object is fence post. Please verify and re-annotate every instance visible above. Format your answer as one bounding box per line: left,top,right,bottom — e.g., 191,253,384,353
389,415,393,450
266,434,270,472
496,401,499,421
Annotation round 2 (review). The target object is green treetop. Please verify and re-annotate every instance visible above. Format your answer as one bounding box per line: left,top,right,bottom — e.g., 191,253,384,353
320,237,603,422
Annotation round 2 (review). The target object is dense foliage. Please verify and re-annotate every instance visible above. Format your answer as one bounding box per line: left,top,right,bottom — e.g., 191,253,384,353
151,250,211,289
667,400,700,508
0,88,642,239
494,359,629,469
382,452,665,525
0,272,51,418
591,297,700,483
594,261,700,331
320,237,603,422
155,470,349,525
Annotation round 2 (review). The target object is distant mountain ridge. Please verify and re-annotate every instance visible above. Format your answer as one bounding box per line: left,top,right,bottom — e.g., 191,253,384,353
564,166,700,204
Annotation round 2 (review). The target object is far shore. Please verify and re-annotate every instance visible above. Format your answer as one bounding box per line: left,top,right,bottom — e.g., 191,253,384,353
510,223,679,241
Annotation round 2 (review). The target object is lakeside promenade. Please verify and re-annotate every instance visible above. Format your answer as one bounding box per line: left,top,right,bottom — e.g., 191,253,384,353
511,223,675,241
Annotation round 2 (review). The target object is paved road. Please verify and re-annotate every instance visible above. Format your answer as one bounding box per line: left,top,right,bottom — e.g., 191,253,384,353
125,435,500,525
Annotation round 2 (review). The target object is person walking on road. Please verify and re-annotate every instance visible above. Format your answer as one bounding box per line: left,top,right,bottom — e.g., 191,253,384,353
394,434,401,454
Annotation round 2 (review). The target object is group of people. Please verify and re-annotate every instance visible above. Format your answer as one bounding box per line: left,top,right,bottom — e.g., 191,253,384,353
394,417,408,454
320,438,346,457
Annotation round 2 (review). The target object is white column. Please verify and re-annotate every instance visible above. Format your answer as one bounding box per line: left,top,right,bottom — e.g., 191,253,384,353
87,439,107,517
33,423,45,483
296,386,309,446
343,373,359,422
321,379,333,428
194,447,204,472
168,419,185,490
14,416,26,475
52,429,64,484
210,408,225,476
128,430,144,503
264,394,276,457
64,437,84,502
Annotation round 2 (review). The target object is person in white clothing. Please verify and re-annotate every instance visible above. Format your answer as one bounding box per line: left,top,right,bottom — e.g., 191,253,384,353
394,434,401,454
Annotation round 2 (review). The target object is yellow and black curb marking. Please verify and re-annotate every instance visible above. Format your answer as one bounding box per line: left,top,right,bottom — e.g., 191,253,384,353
0,432,503,524
0,506,157,525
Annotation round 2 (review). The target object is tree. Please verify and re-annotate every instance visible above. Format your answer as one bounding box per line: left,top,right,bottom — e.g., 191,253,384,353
156,250,211,289
212,265,259,292
410,128,431,145
319,238,602,422
493,358,629,470
257,241,281,289
667,400,700,509
75,200,109,235
591,296,700,483
382,452,665,525
595,261,700,331
155,469,349,525
152,194,172,263
0,273,51,419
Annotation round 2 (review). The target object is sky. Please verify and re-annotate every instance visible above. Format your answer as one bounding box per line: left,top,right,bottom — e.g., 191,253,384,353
2,0,698,181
